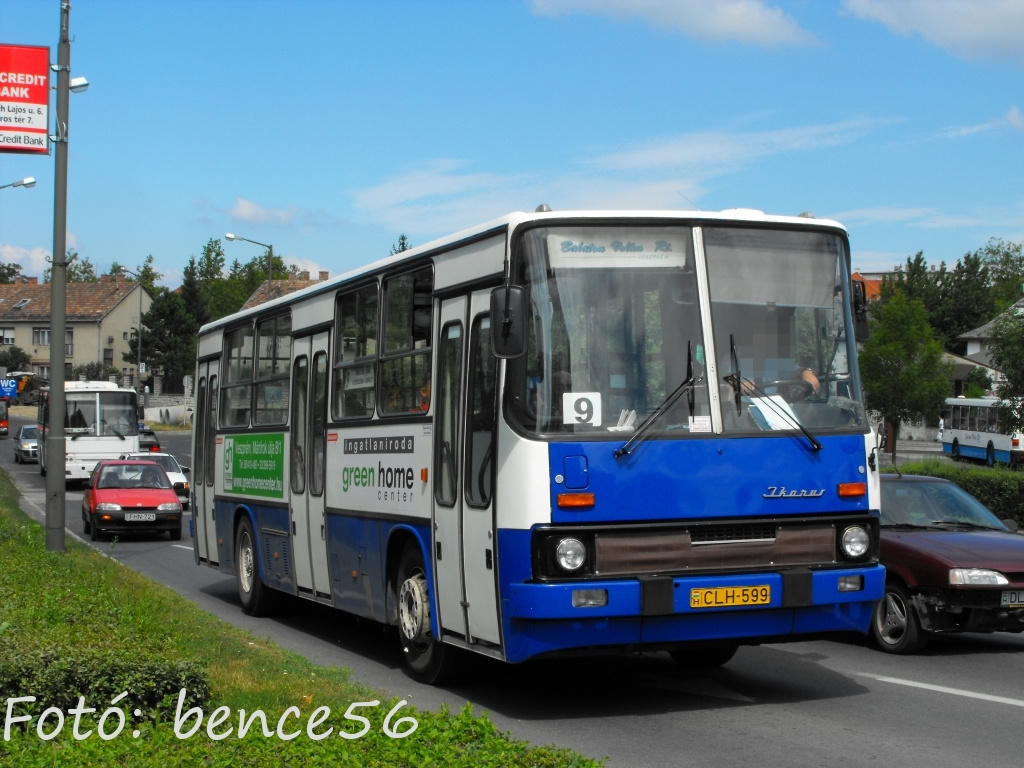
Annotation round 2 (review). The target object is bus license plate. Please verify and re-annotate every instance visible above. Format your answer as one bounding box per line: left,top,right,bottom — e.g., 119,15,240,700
1001,590,1024,607
125,513,156,522
690,585,771,609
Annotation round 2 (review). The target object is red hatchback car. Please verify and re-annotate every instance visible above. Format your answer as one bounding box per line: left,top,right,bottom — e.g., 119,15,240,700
81,460,184,541
872,474,1024,654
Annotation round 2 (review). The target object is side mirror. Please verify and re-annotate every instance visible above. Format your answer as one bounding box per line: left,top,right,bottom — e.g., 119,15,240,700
490,285,527,359
852,279,870,342
181,466,191,475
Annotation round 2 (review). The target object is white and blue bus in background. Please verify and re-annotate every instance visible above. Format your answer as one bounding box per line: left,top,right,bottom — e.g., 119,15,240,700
942,396,1024,467
37,380,141,481
191,208,884,683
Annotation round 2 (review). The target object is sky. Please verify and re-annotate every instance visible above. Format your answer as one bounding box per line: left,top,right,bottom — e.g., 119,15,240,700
1,0,1022,289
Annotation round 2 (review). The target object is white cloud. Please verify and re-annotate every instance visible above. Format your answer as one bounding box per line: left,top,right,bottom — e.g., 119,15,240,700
843,0,1024,61
227,197,296,225
1007,106,1024,129
0,243,51,278
589,119,890,172
529,0,818,46
352,119,894,238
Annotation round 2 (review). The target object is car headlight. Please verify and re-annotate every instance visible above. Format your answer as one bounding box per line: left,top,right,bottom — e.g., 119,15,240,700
555,537,587,572
949,568,1008,586
95,502,122,512
157,502,183,512
840,525,870,558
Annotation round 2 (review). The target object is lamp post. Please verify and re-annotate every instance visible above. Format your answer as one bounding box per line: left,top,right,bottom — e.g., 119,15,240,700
225,233,274,304
0,176,36,191
120,266,145,394
46,2,88,553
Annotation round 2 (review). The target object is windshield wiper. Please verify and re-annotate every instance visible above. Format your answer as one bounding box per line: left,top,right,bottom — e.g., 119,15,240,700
735,378,822,452
930,519,1003,531
102,419,125,440
615,342,697,459
721,334,821,452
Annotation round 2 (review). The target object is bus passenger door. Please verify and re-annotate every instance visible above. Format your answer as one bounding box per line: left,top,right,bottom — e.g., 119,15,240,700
291,333,332,598
193,360,220,565
461,294,500,645
433,293,500,647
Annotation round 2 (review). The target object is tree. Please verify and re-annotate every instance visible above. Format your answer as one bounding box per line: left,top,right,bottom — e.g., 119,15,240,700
43,250,99,283
179,256,210,329
931,252,993,353
859,292,952,464
963,366,993,398
390,234,411,255
987,310,1024,434
109,254,161,293
71,362,118,381
126,290,195,394
976,237,1024,312
0,262,24,283
0,345,31,372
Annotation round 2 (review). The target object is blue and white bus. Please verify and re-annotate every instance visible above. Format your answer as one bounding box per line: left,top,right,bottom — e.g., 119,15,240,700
192,208,884,682
942,396,1024,467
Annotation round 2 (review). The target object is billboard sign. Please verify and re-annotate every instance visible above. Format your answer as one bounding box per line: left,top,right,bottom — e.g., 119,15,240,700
0,44,50,154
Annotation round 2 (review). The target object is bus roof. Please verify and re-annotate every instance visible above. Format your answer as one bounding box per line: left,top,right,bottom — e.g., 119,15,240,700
197,207,850,337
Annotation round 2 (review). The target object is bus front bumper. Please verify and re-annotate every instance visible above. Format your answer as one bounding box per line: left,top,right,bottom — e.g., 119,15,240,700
501,566,885,663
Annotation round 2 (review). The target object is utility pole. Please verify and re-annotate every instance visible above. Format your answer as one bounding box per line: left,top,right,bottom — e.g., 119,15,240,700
45,1,72,552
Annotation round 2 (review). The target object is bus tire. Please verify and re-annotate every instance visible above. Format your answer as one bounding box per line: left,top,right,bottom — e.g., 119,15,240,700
235,516,276,616
396,543,456,685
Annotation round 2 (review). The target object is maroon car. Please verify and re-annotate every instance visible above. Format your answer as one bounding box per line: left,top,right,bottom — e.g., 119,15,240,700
872,474,1024,654
81,459,184,541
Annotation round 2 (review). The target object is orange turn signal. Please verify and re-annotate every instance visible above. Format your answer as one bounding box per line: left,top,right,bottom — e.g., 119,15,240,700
837,482,866,498
557,492,595,509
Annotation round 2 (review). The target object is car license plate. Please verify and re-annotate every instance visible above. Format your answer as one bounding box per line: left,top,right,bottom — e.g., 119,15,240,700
690,585,771,608
1001,590,1024,607
125,512,156,522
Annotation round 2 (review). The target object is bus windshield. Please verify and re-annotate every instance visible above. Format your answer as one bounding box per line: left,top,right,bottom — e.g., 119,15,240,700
506,224,866,437
65,391,139,437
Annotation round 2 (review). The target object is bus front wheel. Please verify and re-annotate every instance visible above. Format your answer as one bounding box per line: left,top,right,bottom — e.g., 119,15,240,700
396,544,456,685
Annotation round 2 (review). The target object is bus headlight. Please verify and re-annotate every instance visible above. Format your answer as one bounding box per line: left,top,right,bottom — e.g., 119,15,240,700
840,525,870,558
555,538,587,572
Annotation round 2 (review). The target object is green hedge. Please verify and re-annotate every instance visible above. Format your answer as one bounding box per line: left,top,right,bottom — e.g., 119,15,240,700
896,460,1024,526
0,649,210,722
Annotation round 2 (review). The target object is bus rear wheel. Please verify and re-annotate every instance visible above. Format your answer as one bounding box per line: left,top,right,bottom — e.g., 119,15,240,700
235,516,277,616
396,544,456,685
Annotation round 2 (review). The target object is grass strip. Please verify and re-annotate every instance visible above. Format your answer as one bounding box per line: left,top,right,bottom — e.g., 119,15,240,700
0,470,603,767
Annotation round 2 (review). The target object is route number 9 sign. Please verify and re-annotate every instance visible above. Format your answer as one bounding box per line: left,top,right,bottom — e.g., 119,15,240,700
562,392,602,426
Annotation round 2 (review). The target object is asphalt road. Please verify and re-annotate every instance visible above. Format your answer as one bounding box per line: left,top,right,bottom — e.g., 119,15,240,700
5,414,1021,768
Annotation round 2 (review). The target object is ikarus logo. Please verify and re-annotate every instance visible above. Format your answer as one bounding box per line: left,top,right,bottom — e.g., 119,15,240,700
223,437,234,492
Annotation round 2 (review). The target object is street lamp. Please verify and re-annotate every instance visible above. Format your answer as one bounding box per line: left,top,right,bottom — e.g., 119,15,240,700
0,176,36,191
225,233,274,304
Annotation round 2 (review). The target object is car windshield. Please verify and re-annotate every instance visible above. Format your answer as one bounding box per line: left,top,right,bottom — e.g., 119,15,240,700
98,464,170,490
21,427,38,439
881,480,1008,530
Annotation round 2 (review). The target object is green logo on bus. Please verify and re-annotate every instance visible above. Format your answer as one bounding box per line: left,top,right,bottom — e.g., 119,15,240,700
222,433,285,498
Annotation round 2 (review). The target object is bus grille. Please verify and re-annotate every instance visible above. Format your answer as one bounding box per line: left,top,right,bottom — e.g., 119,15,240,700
592,523,835,576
